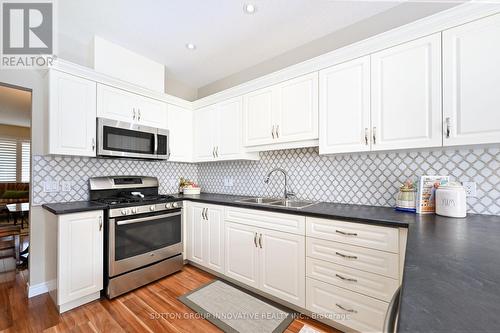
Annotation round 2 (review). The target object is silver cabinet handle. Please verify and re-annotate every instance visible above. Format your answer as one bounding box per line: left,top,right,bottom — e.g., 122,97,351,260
258,233,263,248
373,126,377,144
276,125,279,139
364,128,369,145
138,109,141,121
445,117,451,138
335,251,358,260
99,216,102,231
383,286,401,333
92,138,95,151
133,108,136,120
201,208,206,220
254,233,258,247
336,303,357,313
216,146,219,158
212,147,216,158
335,274,357,282
272,125,275,139
203,208,208,220
336,230,358,236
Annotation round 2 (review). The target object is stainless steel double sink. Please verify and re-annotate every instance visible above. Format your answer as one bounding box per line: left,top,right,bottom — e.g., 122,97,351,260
236,197,318,209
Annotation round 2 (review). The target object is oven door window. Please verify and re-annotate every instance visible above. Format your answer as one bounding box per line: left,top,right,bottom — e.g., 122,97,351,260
103,126,155,154
114,211,181,261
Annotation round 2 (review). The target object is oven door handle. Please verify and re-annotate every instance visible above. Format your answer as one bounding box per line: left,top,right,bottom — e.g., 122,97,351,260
116,212,181,226
154,134,158,155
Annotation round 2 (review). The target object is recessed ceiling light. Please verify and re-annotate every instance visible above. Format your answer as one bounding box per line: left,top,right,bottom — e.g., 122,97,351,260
185,43,196,50
243,3,257,14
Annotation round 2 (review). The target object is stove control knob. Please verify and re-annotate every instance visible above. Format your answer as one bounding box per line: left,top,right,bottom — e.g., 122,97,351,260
150,205,156,211
131,207,137,214
165,203,172,209
121,209,128,216
172,202,179,208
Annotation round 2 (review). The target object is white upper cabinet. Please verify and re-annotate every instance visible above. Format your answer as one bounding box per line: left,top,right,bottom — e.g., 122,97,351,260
194,105,216,161
443,13,500,146
166,104,193,163
243,87,276,146
371,33,442,151
276,72,319,143
194,97,259,162
97,84,167,129
319,56,371,154
243,72,319,149
48,70,97,157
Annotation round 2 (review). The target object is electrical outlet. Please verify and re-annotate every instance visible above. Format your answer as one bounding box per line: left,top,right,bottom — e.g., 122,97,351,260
462,182,477,197
61,180,72,192
43,179,59,193
224,176,234,187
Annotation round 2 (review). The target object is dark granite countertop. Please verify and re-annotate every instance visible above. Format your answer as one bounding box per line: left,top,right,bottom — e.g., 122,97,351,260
41,192,500,332
42,201,109,215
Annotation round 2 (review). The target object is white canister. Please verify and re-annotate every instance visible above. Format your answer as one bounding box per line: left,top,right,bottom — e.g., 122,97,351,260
435,183,467,218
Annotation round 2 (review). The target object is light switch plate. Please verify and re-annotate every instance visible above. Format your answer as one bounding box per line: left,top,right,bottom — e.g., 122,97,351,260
61,180,72,192
43,180,59,193
462,182,477,197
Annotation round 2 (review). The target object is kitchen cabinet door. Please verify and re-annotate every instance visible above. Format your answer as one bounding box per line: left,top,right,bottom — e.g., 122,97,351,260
217,97,244,160
205,206,224,273
224,222,259,289
137,96,168,129
187,205,205,265
258,229,305,307
58,210,103,306
319,56,371,154
97,84,137,123
167,104,193,162
371,33,442,151
443,13,500,146
276,72,319,143
193,105,216,162
49,70,97,157
243,87,276,146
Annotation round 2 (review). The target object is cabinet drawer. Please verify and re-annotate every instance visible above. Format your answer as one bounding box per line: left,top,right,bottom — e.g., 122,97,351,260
306,217,399,253
306,278,388,333
306,237,399,279
306,257,399,302
225,207,305,235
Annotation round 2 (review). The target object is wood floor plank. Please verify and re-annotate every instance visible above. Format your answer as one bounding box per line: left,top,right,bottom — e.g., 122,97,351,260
0,264,342,333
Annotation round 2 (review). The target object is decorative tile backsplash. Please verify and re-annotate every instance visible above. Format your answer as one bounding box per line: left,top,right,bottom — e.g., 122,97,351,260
32,155,197,205
198,147,500,216
33,146,499,215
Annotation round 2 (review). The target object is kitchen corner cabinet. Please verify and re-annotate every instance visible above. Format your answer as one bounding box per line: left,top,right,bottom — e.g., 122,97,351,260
442,13,500,146
243,72,319,149
370,33,442,151
97,84,167,129
166,104,193,162
186,203,225,274
319,56,371,154
48,70,97,157
47,210,103,313
193,97,259,162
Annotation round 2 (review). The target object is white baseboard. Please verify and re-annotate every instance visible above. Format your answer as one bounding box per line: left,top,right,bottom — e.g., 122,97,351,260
27,279,55,298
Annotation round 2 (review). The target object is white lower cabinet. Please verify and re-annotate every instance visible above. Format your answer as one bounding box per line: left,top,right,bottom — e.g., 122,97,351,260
186,203,225,274
47,210,104,313
224,221,305,307
306,278,388,333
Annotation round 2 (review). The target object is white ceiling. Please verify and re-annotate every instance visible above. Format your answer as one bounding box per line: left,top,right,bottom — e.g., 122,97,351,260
57,0,406,89
0,85,31,128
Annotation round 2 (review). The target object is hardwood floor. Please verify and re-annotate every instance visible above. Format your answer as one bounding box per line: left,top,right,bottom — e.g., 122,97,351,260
0,264,341,333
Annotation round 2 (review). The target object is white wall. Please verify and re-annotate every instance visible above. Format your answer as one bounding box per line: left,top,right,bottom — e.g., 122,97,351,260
0,69,52,288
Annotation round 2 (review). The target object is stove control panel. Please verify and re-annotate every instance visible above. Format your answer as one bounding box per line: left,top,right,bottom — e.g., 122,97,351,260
109,201,183,218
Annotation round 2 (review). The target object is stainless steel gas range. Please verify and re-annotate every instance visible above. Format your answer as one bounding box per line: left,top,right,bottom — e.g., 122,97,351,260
89,176,183,298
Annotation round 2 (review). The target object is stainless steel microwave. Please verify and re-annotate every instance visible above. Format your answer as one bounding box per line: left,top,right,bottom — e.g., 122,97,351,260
97,118,169,160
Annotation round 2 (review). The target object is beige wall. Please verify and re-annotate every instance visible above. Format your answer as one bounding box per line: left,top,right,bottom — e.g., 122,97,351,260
0,69,50,288
197,2,458,98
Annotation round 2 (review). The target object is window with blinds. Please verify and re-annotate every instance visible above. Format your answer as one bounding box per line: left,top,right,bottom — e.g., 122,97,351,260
0,139,17,182
0,139,30,183
21,141,30,183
